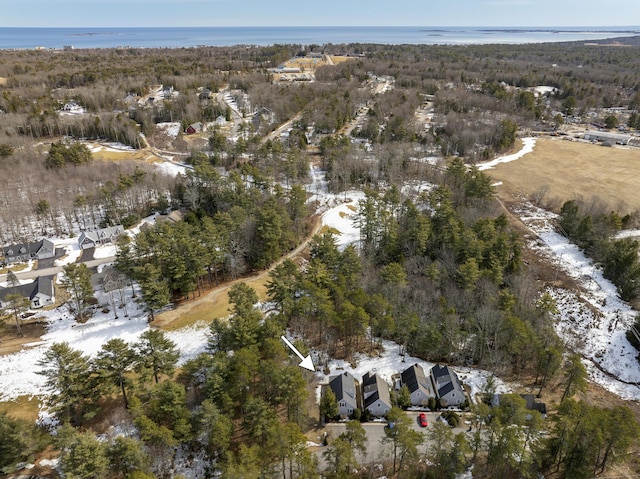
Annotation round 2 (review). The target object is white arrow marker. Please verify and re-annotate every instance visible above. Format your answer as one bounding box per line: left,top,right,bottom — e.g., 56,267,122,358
281,335,315,371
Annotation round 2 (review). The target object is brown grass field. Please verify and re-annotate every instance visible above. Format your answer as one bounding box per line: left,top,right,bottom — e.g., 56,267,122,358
487,138,640,215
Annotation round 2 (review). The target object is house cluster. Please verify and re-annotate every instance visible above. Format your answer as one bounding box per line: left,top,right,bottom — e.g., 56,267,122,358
328,363,466,419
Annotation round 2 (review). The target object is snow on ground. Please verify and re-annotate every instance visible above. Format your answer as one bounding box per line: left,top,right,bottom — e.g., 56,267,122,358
154,160,188,177
156,122,181,139
93,244,117,259
515,202,640,399
165,323,210,366
477,137,536,171
321,193,364,249
531,86,557,97
307,165,365,250
0,275,212,404
316,339,511,403
54,246,82,266
616,229,640,239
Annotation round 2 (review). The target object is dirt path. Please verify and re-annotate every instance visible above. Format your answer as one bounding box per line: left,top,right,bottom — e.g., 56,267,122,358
152,216,323,330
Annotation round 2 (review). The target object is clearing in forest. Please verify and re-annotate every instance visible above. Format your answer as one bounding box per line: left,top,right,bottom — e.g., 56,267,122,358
488,138,640,214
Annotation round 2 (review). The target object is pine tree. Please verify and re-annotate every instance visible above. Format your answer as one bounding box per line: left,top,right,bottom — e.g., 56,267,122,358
61,263,94,323
37,342,97,425
94,338,136,408
136,263,170,321
134,329,180,383
383,407,424,473
2,293,29,337
60,430,109,479
561,354,587,402
107,436,151,478
0,413,34,472
319,387,339,422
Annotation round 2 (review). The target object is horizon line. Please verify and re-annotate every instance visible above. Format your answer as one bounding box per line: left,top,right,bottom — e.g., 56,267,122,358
2,24,640,29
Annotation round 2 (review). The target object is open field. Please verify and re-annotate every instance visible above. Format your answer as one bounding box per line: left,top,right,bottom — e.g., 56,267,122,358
488,138,640,214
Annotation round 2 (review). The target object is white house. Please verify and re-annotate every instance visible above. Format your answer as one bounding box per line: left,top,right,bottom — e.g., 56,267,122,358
0,275,55,309
78,225,124,250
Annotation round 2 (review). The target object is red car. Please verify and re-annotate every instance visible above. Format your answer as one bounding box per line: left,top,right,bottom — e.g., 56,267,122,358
418,413,428,427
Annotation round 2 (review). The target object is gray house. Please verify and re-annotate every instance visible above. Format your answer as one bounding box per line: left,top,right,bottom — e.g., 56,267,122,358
2,239,56,264
329,371,358,418
430,364,466,407
0,275,55,309
401,363,436,407
78,225,124,249
362,372,392,417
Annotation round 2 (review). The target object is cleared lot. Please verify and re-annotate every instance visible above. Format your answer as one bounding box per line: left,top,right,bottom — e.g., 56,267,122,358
487,138,640,215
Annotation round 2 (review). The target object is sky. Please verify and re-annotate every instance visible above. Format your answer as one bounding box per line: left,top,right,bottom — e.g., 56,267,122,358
1,0,640,28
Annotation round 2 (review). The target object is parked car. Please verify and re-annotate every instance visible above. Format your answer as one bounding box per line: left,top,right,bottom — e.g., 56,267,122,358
418,413,428,427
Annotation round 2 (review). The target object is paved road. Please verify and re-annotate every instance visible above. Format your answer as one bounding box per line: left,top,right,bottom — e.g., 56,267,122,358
0,256,116,283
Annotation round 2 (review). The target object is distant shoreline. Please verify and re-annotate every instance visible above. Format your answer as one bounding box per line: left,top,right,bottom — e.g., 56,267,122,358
0,26,639,50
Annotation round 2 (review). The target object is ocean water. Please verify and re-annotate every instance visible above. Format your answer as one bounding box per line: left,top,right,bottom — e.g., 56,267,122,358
0,26,638,50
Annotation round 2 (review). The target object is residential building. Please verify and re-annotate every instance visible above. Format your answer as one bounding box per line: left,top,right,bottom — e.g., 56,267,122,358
0,275,55,309
2,239,56,264
78,225,124,250
185,122,203,135
328,371,358,418
362,372,392,417
400,363,436,407
430,364,466,407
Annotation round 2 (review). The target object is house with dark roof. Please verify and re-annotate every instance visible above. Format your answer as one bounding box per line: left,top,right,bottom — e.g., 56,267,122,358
78,225,124,250
328,371,358,418
2,239,56,264
362,372,392,417
0,275,55,309
430,364,466,407
400,363,436,407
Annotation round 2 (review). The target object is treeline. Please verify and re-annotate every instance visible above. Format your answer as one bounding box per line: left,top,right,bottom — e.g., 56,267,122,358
16,111,143,148
358,161,559,377
558,198,640,302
